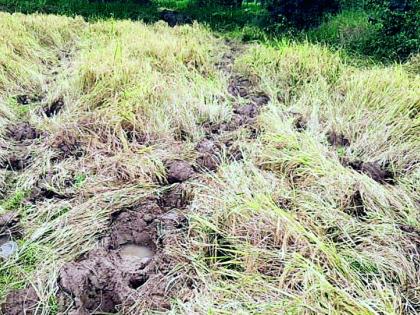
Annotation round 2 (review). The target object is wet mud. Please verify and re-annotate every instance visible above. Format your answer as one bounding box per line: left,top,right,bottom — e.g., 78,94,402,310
195,139,222,171
57,197,190,314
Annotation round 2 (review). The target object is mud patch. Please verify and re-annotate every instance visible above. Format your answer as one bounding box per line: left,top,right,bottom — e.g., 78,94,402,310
1,286,39,315
1,153,31,171
166,160,195,184
196,139,221,171
228,76,254,98
346,160,395,184
327,131,350,147
44,98,64,117
51,132,83,160
158,184,192,210
58,198,190,314
7,123,40,142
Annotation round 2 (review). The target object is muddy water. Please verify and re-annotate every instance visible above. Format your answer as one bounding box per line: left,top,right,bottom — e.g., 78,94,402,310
119,244,154,259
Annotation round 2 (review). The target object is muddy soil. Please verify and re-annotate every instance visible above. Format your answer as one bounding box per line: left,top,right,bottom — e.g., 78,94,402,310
2,41,272,315
1,153,30,171
57,197,190,314
158,184,192,210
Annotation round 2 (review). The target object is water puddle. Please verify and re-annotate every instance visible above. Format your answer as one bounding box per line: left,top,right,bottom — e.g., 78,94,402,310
0,235,18,260
119,244,154,259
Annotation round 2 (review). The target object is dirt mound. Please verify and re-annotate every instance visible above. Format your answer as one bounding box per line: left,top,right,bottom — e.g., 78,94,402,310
1,286,39,315
347,160,394,184
166,160,195,184
45,98,65,117
7,123,39,142
234,103,259,118
57,198,190,314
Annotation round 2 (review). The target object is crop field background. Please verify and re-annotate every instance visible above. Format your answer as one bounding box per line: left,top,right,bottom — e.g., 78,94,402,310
0,0,418,314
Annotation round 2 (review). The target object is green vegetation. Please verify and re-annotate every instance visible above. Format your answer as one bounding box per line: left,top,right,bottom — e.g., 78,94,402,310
0,1,418,314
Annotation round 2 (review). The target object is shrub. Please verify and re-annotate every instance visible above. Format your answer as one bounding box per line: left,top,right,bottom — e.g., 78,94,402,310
366,0,420,60
264,0,340,28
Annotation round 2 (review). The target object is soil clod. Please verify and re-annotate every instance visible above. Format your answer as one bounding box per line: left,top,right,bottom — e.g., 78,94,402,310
228,76,253,98
3,154,29,171
1,286,39,315
249,92,270,107
166,160,195,183
51,132,83,159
